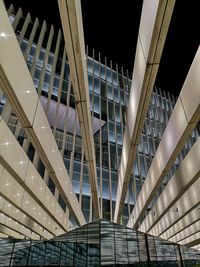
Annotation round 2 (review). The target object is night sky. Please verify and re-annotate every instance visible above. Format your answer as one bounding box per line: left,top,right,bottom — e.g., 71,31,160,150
3,0,200,97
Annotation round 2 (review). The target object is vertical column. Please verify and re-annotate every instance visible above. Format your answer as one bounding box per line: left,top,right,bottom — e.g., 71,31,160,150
52,49,66,136
45,29,62,114
60,80,71,157
99,53,103,218
18,13,31,46
12,8,22,31
23,18,39,61
30,21,46,77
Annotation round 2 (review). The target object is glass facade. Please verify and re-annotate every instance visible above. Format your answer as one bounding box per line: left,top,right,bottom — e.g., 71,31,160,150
0,220,200,266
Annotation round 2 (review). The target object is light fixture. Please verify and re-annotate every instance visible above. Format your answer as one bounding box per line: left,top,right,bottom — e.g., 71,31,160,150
0,32,14,39
0,32,6,38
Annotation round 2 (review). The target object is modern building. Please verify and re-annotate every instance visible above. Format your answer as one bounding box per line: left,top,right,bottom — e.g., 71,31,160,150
0,0,200,265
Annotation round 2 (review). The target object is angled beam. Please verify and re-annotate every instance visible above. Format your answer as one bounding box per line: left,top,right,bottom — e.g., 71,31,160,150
114,0,176,223
0,223,23,239
139,136,200,233
0,117,68,234
0,0,85,225
160,209,200,241
148,177,200,239
58,0,100,217
128,46,200,228
192,244,200,250
0,195,47,239
169,220,200,244
180,232,200,247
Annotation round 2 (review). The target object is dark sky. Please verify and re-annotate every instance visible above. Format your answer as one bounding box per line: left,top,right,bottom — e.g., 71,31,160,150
3,0,200,97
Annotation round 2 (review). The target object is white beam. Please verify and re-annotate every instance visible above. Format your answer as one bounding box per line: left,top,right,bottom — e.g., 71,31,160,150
160,209,200,241
0,117,68,233
0,0,85,225
114,0,175,223
139,136,200,233
128,46,200,228
149,180,200,238
58,0,100,217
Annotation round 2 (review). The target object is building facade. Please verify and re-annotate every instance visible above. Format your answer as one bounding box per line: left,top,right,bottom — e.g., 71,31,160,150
0,0,200,255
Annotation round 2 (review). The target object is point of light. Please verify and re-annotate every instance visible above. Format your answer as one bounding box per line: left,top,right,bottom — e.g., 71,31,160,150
0,32,6,38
